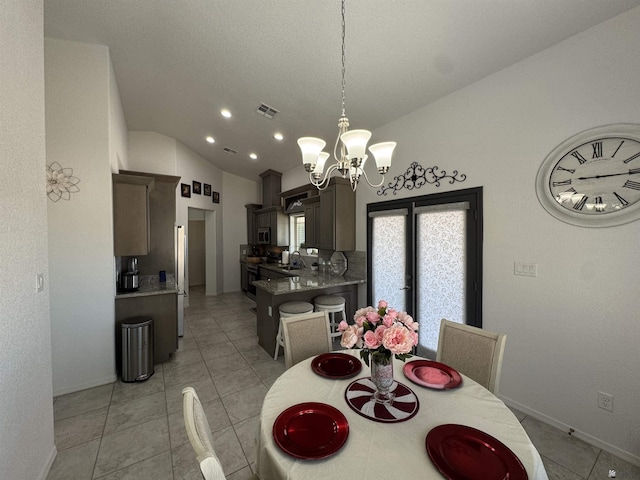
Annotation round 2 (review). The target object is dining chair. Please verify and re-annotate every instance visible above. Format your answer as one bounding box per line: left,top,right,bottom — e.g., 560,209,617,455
182,387,227,480
282,311,333,369
436,319,507,395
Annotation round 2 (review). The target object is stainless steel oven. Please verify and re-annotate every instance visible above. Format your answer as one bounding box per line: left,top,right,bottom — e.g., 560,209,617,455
246,263,259,300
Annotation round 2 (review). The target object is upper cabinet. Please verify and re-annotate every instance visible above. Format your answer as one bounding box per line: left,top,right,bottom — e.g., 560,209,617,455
302,196,321,248
318,178,355,251
245,204,261,244
113,173,155,256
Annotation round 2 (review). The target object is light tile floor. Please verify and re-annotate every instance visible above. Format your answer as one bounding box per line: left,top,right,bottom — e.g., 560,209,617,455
47,287,639,479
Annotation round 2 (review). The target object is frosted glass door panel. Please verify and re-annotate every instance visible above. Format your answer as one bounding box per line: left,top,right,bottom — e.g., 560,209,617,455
416,209,466,356
371,215,406,311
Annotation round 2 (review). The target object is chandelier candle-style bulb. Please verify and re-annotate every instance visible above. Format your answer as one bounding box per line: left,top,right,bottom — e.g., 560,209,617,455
368,142,396,174
313,152,331,179
298,137,326,172
340,129,372,161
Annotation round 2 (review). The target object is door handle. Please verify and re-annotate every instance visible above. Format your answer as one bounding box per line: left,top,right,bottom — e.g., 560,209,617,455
400,286,410,290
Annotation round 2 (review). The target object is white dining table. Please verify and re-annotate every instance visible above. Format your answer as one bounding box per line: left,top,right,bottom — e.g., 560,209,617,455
257,349,548,480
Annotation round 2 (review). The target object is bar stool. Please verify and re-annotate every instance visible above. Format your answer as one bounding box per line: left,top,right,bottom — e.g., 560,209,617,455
274,301,314,360
313,295,346,338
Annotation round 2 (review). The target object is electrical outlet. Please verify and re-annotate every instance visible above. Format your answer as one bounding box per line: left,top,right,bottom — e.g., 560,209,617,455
598,391,613,412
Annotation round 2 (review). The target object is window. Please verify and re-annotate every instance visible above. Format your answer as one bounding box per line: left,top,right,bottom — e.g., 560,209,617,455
289,214,305,252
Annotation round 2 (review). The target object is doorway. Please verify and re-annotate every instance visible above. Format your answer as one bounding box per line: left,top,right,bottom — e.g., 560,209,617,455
187,207,217,297
367,187,483,359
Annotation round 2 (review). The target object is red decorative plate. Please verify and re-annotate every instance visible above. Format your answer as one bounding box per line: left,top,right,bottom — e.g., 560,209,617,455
311,353,362,379
403,360,463,390
426,424,528,480
272,402,349,460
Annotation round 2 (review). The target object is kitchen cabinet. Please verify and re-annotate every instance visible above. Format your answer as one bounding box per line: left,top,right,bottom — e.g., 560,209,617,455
259,266,291,282
260,169,282,208
255,206,289,246
245,204,261,244
115,292,177,369
113,174,155,256
302,196,321,248
317,178,355,251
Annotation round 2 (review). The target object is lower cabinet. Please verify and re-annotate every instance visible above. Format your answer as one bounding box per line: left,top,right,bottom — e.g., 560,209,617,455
115,293,177,373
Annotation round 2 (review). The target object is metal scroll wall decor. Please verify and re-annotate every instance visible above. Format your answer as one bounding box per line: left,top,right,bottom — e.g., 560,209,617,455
46,162,81,202
377,161,466,196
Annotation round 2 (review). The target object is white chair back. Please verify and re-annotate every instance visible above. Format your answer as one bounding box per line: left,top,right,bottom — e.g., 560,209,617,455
282,311,333,369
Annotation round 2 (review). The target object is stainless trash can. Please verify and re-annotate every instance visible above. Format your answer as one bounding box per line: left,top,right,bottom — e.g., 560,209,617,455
121,316,154,382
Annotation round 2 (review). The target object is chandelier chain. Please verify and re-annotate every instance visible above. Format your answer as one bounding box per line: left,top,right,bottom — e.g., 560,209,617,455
341,0,346,118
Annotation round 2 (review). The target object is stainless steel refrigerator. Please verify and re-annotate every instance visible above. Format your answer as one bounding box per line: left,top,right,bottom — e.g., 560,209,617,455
175,224,186,336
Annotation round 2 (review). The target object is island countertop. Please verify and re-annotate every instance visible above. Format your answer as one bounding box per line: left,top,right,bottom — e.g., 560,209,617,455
253,266,365,296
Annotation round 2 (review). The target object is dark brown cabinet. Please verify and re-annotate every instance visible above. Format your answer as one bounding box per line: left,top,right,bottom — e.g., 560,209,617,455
113,174,154,256
317,178,355,251
245,204,261,244
302,196,321,248
255,206,289,246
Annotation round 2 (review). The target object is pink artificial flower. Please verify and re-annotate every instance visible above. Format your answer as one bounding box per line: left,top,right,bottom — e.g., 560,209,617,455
363,330,381,349
410,330,419,346
353,306,376,321
397,311,419,331
340,325,364,349
385,308,399,320
355,316,366,327
382,314,395,328
377,300,388,309
366,311,381,324
374,325,387,343
382,324,414,355
338,320,349,332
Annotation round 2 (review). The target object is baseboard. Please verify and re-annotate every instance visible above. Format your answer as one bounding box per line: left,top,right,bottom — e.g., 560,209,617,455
53,373,118,397
501,395,640,468
38,445,57,480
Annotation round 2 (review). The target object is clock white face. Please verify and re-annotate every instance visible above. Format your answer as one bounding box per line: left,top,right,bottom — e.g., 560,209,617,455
536,125,640,227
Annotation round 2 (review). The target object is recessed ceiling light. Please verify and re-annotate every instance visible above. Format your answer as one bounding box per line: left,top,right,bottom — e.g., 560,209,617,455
249,153,258,160
206,136,215,144
221,109,232,118
274,132,284,141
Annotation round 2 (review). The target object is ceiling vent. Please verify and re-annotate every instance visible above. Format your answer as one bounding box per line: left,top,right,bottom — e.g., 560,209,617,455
223,147,238,155
256,103,279,119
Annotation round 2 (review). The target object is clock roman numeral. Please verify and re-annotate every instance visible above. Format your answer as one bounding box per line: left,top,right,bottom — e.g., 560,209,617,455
571,151,588,164
623,180,640,191
592,142,603,158
573,196,588,211
612,140,625,158
623,151,640,164
556,166,576,174
613,192,629,207
595,196,605,212
552,179,572,187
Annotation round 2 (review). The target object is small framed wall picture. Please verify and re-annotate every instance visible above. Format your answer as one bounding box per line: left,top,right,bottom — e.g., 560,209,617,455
192,181,202,195
181,183,191,198
204,183,211,196
212,191,220,203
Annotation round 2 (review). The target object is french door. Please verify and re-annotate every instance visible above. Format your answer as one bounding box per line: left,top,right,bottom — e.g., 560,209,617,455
367,187,483,358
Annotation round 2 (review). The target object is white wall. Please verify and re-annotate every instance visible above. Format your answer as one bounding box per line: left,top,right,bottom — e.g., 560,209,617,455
222,171,261,292
0,2,56,478
333,7,640,463
46,38,125,395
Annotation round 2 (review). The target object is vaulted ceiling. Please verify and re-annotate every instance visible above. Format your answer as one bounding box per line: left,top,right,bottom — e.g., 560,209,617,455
44,0,640,181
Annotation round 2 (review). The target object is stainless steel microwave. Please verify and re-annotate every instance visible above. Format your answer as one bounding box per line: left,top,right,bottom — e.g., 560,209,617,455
257,227,270,244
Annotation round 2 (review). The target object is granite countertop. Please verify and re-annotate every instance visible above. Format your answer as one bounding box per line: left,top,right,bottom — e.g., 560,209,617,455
253,265,366,295
115,276,178,299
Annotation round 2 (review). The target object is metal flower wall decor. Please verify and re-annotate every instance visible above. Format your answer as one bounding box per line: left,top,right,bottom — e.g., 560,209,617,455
377,161,466,196
46,162,81,202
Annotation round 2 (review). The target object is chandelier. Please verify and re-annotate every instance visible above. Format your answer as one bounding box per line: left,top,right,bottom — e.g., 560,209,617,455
297,0,396,192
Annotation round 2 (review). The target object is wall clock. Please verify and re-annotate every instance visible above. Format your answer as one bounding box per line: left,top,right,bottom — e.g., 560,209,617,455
535,124,640,227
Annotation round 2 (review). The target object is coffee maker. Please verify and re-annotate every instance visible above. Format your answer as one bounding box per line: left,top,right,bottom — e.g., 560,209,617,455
120,257,139,291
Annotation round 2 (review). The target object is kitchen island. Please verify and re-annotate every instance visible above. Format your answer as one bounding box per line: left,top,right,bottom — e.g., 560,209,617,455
253,265,366,354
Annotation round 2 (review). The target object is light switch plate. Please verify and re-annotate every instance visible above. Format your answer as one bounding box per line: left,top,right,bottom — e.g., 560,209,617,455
514,262,537,277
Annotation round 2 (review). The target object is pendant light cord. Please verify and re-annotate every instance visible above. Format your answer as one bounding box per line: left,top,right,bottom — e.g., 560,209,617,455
341,0,346,118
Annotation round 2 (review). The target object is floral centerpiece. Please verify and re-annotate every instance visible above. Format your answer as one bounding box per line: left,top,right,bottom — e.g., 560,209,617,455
338,300,418,404
339,300,419,364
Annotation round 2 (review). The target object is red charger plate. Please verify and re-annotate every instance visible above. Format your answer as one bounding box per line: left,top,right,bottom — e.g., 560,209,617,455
426,424,528,480
403,360,462,390
273,402,349,460
311,353,362,379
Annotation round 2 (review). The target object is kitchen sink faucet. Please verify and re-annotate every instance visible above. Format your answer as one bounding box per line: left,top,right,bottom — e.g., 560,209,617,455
290,251,305,269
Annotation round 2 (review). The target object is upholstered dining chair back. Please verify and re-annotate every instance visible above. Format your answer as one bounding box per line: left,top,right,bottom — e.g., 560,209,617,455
282,311,333,369
182,387,227,480
436,319,507,395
